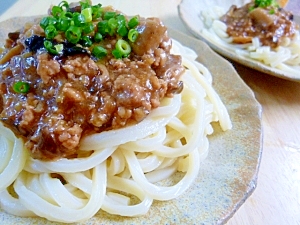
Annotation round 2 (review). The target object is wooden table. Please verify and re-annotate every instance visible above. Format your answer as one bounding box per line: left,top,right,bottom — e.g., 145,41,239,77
0,1,299,224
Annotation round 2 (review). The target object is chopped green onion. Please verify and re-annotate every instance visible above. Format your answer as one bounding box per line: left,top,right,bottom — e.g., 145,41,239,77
80,0,91,10
64,11,73,18
81,36,92,47
128,16,139,28
115,39,131,57
92,45,107,59
94,32,103,42
97,20,109,35
40,17,57,29
104,11,116,20
58,1,69,11
254,0,278,8
45,25,58,39
44,40,58,54
92,4,102,19
82,23,94,34
128,29,138,42
117,25,128,37
73,12,86,27
56,17,71,31
116,14,126,26
54,44,64,54
112,49,123,59
108,18,118,30
65,26,82,44
108,18,118,36
82,7,92,23
13,81,30,94
52,6,63,18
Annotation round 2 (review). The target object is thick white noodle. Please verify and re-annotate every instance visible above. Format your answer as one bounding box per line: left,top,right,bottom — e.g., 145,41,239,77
0,39,232,223
200,6,300,75
13,162,106,223
0,123,29,192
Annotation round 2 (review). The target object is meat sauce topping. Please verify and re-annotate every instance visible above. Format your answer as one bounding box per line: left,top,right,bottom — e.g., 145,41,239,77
220,0,299,48
0,3,184,160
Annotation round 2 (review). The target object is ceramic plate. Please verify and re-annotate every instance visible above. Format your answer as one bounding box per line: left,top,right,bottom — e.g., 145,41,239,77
178,0,300,82
0,17,262,225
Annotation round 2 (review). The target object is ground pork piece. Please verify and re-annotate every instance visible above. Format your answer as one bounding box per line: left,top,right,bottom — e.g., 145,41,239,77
89,92,116,127
37,53,60,84
54,121,83,150
62,55,99,77
61,83,85,103
19,104,35,127
19,93,45,130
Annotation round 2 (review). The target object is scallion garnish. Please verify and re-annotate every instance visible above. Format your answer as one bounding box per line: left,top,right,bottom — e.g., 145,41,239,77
13,81,30,94
52,6,63,18
58,1,69,11
38,1,140,59
94,32,103,42
45,25,58,39
81,7,92,23
81,36,92,47
117,25,128,37
92,45,107,59
65,26,82,44
82,22,94,34
128,16,139,29
128,29,138,42
73,12,86,27
114,39,131,58
104,11,116,20
56,17,71,31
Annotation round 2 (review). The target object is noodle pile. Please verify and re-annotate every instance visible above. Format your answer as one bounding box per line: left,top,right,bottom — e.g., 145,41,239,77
0,39,232,223
200,6,300,75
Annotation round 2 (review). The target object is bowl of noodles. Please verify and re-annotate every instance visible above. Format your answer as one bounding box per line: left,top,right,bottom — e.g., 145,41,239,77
178,0,300,81
0,1,262,224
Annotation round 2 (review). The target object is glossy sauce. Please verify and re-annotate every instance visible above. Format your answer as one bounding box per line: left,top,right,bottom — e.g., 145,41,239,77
0,17,184,160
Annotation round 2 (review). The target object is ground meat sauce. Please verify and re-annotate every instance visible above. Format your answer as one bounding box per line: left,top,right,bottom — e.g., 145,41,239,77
220,1,299,48
0,9,184,160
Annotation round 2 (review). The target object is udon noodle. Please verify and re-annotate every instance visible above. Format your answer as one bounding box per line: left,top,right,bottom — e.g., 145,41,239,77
0,39,232,223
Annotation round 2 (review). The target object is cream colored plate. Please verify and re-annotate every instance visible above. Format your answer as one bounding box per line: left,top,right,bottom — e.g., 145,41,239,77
0,17,262,225
178,0,300,82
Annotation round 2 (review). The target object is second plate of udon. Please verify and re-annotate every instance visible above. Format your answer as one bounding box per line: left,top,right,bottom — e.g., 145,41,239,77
0,16,262,224
178,0,300,81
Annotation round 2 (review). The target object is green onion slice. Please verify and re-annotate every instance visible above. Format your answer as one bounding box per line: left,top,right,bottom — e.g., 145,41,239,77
128,16,139,29
94,32,103,42
115,39,131,57
57,17,71,31
73,12,86,27
45,25,58,39
92,45,107,59
81,36,92,47
104,11,116,20
128,29,138,42
65,26,82,44
58,1,69,10
82,7,92,23
52,6,63,18
13,81,30,94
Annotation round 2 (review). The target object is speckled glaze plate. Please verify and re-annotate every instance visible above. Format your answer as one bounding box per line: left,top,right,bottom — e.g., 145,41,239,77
178,0,300,82
0,17,262,225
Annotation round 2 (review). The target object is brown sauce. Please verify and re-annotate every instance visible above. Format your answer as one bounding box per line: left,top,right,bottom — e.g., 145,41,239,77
0,16,184,160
